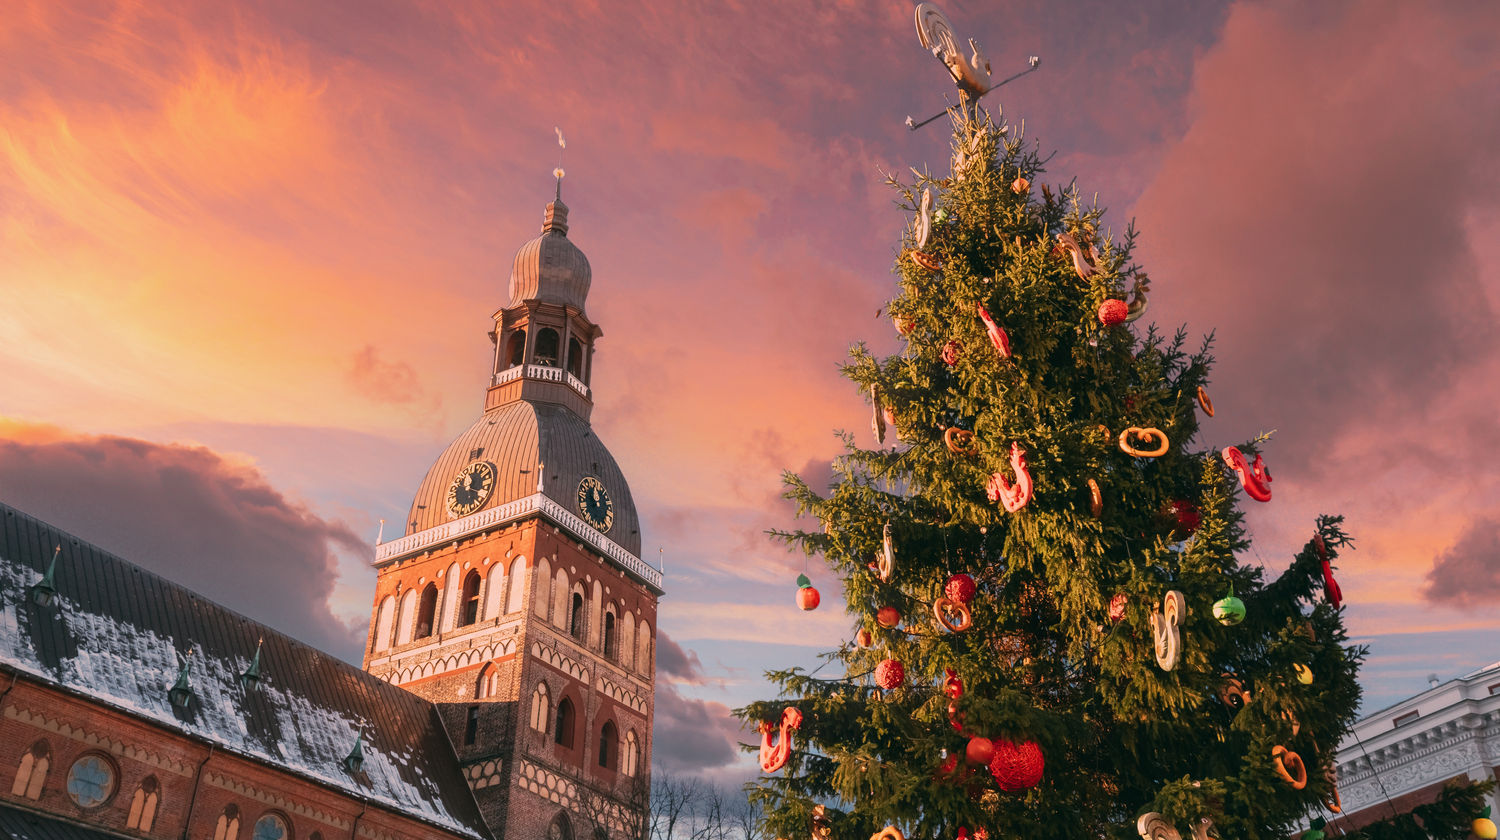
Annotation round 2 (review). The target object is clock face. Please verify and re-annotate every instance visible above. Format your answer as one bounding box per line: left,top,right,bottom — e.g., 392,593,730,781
576,475,613,532
446,461,497,517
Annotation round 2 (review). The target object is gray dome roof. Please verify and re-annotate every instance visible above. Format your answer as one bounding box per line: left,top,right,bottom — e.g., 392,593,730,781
506,199,591,311
405,400,640,555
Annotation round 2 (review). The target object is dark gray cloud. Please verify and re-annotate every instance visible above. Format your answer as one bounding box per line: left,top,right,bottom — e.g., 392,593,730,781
0,431,367,659
651,631,746,774
656,629,706,683
1423,517,1500,608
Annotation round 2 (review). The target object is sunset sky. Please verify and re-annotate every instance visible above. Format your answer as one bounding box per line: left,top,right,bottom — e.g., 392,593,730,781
4,0,1500,785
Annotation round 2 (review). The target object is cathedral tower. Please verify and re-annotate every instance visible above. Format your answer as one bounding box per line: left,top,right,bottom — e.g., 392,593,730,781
362,195,662,840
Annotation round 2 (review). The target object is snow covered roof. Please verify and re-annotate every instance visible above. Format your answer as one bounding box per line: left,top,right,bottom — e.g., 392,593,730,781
0,503,490,840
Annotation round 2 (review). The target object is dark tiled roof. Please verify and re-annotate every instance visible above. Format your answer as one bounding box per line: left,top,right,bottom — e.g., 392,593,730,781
0,804,130,840
0,503,490,840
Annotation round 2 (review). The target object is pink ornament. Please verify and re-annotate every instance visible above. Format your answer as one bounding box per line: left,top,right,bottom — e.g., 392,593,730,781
977,304,1012,357
1108,592,1128,623
758,707,802,773
1098,299,1129,326
942,339,963,366
1222,446,1272,502
945,573,977,604
985,443,1033,512
874,658,906,690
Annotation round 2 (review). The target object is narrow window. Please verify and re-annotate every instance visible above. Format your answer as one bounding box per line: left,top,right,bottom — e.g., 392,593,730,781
11,740,49,800
459,570,481,627
624,730,639,777
507,330,526,367
598,721,617,769
554,697,575,749
464,706,480,746
603,611,617,660
475,664,493,699
569,592,585,640
414,583,438,639
127,776,160,831
567,338,584,378
530,682,551,732
535,328,560,367
214,805,241,840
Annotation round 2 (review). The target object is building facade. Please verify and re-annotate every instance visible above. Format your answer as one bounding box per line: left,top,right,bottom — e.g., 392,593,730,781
361,194,663,839
1326,663,1500,830
0,194,660,840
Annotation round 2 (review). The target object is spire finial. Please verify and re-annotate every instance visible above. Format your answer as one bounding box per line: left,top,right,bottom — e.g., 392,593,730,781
553,126,566,201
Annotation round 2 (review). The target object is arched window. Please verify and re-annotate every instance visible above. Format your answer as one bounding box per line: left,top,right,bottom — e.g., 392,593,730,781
65,753,117,808
251,813,289,840
214,805,242,840
637,619,652,676
506,558,526,614
414,583,438,639
506,330,526,367
554,697,575,749
620,611,635,670
395,589,417,645
458,570,482,627
483,563,505,621
530,682,551,732
535,328,560,367
603,611,617,660
598,721,617,770
475,664,493,699
624,730,640,777
546,812,573,840
569,592,585,640
533,557,552,620
566,337,584,378
373,595,395,652
127,776,160,831
10,740,49,800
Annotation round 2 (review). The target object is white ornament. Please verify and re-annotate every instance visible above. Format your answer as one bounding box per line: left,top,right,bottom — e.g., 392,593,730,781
1137,813,1180,840
914,3,993,95
1151,590,1186,671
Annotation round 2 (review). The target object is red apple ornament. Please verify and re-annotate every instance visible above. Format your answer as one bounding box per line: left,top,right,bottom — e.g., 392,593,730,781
795,574,819,610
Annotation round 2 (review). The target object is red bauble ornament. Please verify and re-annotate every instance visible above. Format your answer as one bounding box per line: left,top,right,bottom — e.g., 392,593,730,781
855,627,873,648
876,606,901,628
1165,499,1201,534
1098,299,1129,326
941,339,963,366
945,573,977,604
965,736,995,765
1108,592,1128,623
989,739,1044,791
874,658,905,690
795,573,819,610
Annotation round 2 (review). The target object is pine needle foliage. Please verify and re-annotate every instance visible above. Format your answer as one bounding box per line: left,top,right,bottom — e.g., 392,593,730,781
735,110,1474,840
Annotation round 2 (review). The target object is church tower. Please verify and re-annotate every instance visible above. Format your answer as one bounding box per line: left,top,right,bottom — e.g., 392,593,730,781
362,194,662,840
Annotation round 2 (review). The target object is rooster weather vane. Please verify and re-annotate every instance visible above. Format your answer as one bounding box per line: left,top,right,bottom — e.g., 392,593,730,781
907,2,1039,130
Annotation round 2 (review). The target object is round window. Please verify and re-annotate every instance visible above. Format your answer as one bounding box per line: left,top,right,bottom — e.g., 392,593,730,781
65,754,116,808
253,813,289,840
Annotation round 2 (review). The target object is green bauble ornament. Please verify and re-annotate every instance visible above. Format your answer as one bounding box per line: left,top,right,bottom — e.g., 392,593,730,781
1305,818,1327,840
1212,586,1246,626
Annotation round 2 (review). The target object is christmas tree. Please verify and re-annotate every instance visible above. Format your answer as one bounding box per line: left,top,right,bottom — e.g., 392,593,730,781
735,68,1487,840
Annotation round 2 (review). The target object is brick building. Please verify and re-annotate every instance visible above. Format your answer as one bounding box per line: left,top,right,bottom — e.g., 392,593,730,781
0,194,663,840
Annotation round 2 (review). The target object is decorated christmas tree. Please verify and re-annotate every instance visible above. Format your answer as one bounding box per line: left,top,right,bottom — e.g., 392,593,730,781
737,8,1487,840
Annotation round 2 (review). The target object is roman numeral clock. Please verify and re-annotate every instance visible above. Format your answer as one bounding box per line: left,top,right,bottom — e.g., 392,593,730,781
576,475,613,531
